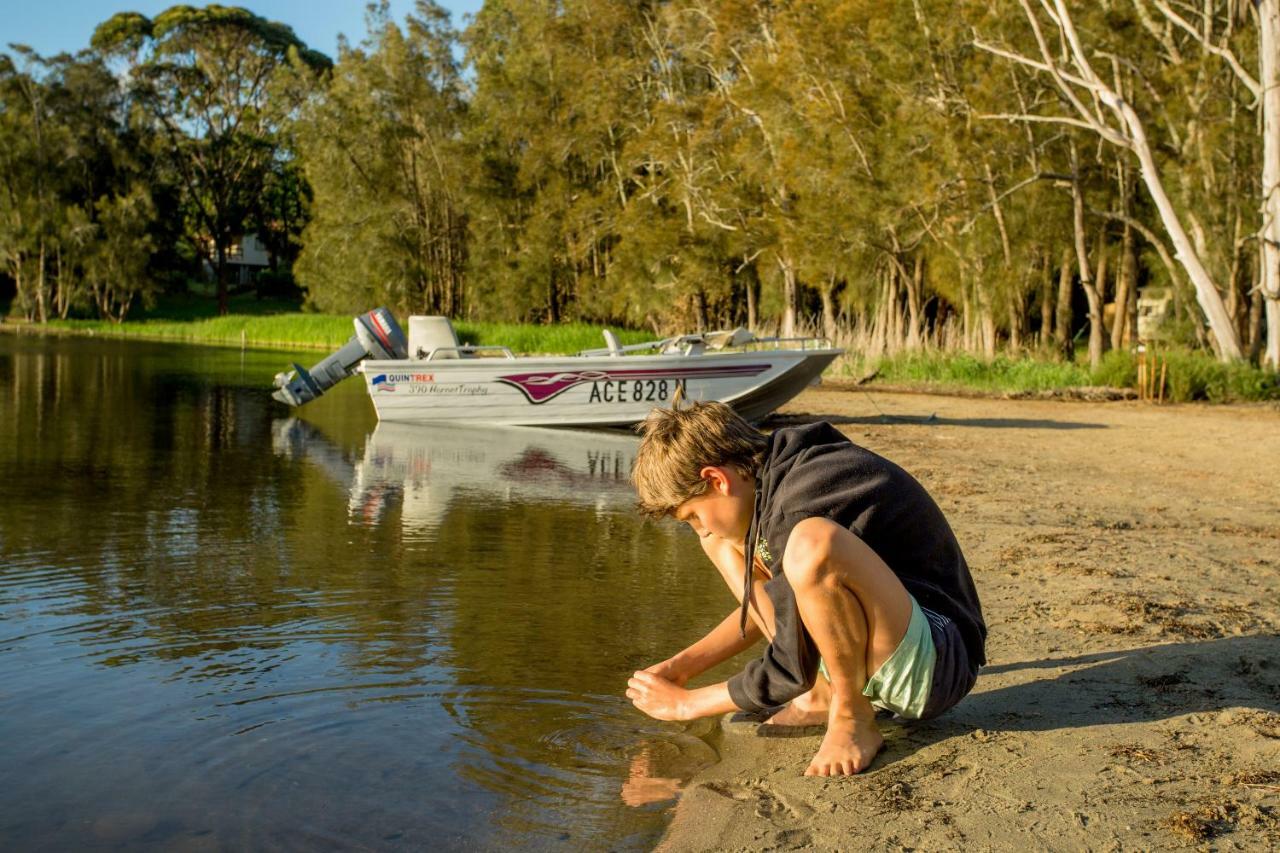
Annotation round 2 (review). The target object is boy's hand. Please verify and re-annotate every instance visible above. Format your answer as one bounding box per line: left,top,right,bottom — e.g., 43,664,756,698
627,671,693,721
642,659,689,687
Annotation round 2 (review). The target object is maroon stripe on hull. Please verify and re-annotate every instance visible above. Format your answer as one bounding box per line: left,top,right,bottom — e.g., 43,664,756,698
497,364,770,404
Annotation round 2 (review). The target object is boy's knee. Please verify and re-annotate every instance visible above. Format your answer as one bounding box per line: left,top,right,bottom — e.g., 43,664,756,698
783,518,841,590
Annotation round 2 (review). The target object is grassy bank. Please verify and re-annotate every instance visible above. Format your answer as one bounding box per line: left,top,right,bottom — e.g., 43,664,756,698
9,297,1276,401
842,349,1280,403
18,296,655,354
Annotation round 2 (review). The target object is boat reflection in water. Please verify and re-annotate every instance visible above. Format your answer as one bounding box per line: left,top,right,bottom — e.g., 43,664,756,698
271,417,719,823
273,418,640,535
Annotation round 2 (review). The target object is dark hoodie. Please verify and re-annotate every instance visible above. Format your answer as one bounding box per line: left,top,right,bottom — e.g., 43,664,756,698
725,422,986,713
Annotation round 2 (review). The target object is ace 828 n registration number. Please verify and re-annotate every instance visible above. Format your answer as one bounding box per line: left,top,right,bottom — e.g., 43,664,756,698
588,378,686,404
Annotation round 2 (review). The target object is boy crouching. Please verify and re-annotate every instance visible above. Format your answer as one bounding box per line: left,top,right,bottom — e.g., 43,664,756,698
626,402,985,777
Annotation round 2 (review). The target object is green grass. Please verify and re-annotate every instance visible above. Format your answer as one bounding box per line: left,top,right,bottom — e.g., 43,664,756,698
17,295,1278,400
852,351,1094,392
453,321,652,353
843,348,1279,403
43,311,355,348
28,295,656,354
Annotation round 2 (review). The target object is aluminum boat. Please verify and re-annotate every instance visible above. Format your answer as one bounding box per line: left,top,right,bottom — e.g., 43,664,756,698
271,309,841,427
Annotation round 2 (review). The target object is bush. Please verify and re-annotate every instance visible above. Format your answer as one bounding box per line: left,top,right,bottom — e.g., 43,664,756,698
843,347,1279,403
1153,349,1280,403
1090,350,1137,388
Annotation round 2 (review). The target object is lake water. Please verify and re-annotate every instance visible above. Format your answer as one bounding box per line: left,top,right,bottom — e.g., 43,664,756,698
0,334,740,850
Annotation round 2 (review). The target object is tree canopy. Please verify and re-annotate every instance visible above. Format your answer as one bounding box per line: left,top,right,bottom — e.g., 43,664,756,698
2,0,1277,369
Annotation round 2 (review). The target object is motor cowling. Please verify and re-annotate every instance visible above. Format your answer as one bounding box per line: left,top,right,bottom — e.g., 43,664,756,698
272,307,407,406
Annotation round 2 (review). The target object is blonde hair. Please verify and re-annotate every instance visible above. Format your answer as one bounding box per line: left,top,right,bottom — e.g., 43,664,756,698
632,401,768,518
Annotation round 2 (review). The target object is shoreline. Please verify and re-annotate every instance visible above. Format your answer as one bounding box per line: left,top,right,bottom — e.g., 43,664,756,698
655,388,1280,851
2,320,1241,405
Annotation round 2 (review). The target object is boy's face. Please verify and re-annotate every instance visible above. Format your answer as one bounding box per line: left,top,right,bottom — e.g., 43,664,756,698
673,466,754,543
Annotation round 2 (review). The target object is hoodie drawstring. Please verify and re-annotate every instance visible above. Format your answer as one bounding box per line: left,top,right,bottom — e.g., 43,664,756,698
738,477,762,639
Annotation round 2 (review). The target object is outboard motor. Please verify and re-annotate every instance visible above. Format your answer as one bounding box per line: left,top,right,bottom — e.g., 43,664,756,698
272,307,408,406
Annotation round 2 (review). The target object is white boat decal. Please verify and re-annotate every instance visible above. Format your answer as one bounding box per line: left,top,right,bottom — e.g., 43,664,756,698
496,364,770,404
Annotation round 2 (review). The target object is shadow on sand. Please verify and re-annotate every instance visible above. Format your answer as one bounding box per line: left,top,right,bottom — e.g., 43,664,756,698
766,412,1107,431
733,635,1278,754
888,634,1280,752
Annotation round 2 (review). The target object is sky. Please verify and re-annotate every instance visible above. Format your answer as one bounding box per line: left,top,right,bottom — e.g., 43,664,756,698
2,1,485,61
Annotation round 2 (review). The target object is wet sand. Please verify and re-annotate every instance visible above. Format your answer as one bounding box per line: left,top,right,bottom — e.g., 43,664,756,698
659,387,1280,851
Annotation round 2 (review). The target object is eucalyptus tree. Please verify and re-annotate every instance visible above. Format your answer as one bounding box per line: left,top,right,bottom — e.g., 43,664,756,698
1130,0,1279,365
0,47,161,322
611,2,763,331
973,0,1260,362
91,6,330,315
0,48,63,322
294,2,468,316
464,0,656,323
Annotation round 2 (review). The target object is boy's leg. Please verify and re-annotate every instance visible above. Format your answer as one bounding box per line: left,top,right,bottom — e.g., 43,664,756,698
784,517,913,776
699,534,830,722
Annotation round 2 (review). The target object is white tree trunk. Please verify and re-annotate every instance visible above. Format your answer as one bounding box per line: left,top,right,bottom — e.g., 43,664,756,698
1123,102,1244,360
1261,0,1280,368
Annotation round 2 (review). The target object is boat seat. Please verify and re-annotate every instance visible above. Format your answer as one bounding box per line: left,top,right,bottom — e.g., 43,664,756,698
706,327,755,349
408,316,464,360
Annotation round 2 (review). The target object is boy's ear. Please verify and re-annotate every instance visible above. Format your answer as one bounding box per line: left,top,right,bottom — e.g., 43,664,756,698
698,465,731,495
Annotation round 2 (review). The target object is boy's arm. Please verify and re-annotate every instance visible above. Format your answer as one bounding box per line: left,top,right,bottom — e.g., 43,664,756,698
627,673,741,721
644,607,762,686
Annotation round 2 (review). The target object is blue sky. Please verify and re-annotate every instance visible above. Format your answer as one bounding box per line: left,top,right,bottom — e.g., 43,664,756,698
3,1,485,60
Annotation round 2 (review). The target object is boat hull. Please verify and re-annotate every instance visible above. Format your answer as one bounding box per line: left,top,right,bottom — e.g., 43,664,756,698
360,349,840,426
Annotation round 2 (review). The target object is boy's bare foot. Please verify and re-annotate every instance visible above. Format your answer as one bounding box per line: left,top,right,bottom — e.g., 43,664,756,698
803,718,883,776
764,679,831,727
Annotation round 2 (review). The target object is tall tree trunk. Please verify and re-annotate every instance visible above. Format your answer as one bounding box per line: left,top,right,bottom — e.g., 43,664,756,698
1119,104,1243,358
820,275,838,342
887,263,903,352
36,239,47,324
547,267,560,323
870,266,888,355
216,242,229,317
1112,220,1136,350
906,254,923,349
1055,246,1074,360
1040,249,1055,347
778,254,797,338
1227,211,1246,340
1248,283,1266,362
1071,146,1105,369
744,261,759,331
978,288,997,359
1093,229,1109,354
1260,0,1280,367
1008,294,1023,352
962,283,975,352
13,261,25,321
55,245,68,320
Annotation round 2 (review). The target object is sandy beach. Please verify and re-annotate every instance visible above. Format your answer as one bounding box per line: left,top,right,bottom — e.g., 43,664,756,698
659,387,1280,851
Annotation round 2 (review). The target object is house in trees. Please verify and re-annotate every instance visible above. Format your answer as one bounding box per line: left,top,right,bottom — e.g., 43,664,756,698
1136,287,1176,342
199,234,272,286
